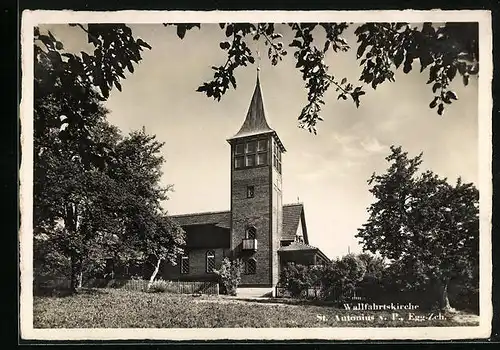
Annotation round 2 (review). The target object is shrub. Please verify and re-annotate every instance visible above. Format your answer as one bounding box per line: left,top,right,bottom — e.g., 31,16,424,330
279,263,314,298
214,258,243,296
279,254,368,301
147,279,169,293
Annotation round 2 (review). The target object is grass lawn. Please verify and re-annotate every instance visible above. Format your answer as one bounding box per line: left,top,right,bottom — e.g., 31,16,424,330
33,288,479,328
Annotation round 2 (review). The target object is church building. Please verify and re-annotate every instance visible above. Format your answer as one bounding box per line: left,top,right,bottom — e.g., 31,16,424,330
162,73,330,296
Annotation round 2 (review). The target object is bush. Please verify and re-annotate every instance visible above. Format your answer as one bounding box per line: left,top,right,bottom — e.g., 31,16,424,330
214,258,243,296
279,263,314,298
147,279,169,293
279,254,368,301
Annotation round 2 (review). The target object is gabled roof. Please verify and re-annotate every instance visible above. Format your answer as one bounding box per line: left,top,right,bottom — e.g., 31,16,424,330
278,241,331,263
227,74,286,152
170,210,231,229
278,241,317,252
282,203,309,244
169,203,306,241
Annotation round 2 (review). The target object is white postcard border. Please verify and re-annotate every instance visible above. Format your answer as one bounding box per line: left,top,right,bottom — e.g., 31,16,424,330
20,9,493,340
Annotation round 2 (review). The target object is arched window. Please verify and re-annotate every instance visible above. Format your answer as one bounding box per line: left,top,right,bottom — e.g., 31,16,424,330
245,258,257,275
180,254,189,274
246,226,257,239
206,250,216,273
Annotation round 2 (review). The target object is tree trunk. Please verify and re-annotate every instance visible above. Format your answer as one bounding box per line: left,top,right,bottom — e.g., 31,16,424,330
438,279,455,312
147,257,163,289
70,253,83,293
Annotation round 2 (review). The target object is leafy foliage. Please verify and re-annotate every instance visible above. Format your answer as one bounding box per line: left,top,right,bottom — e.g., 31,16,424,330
279,254,367,301
213,257,243,296
279,262,315,298
356,146,479,309
355,23,477,116
167,22,477,133
147,279,169,293
34,24,151,167
33,92,185,292
35,22,478,151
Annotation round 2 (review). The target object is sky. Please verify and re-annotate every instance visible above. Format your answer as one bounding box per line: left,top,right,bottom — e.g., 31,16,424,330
40,23,479,259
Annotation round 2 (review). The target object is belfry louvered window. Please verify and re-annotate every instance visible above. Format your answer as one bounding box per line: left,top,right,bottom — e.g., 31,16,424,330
273,142,281,174
206,250,215,273
234,139,268,169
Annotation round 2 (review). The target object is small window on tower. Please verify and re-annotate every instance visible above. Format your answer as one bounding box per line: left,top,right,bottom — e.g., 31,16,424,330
247,185,255,198
245,154,256,167
235,156,244,169
246,226,257,239
235,144,244,155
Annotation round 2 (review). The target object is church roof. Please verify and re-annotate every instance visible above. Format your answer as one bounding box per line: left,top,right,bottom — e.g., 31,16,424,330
170,210,231,229
278,241,318,252
278,241,331,263
282,203,305,242
227,74,286,152
170,203,305,241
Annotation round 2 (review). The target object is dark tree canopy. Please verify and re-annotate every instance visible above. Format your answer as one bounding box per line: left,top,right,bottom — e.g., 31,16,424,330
356,146,479,309
33,91,185,291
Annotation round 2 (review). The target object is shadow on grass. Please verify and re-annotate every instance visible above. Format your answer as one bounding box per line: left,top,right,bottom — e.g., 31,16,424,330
34,287,110,298
234,296,341,308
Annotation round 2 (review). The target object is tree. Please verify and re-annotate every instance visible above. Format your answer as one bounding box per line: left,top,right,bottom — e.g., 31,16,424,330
34,21,478,154
101,129,186,287
279,256,366,300
33,90,127,291
33,91,185,292
214,258,243,296
279,262,315,298
357,252,386,280
356,146,479,310
34,24,151,167
332,254,367,299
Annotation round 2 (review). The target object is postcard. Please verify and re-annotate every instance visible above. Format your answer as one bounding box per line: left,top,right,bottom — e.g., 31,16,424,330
20,9,492,341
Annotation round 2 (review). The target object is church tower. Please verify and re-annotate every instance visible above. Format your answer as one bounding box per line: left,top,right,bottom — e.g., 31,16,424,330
227,73,285,288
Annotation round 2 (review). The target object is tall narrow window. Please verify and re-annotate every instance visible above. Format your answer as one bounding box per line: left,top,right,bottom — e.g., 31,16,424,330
206,250,215,273
180,254,189,274
246,226,257,239
247,185,255,198
273,143,282,174
245,258,257,275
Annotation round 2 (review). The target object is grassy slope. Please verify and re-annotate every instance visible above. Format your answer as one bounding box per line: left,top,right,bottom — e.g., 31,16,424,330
33,289,479,328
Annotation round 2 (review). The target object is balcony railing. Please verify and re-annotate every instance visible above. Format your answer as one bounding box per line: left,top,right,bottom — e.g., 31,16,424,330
242,238,258,251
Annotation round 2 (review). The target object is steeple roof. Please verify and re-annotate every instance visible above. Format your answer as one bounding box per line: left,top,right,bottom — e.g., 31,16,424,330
227,73,285,151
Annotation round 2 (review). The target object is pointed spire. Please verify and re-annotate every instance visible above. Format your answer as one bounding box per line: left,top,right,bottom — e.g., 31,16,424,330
230,72,274,139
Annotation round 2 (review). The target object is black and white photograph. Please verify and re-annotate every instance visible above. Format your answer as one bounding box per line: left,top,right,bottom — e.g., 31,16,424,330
20,10,492,340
